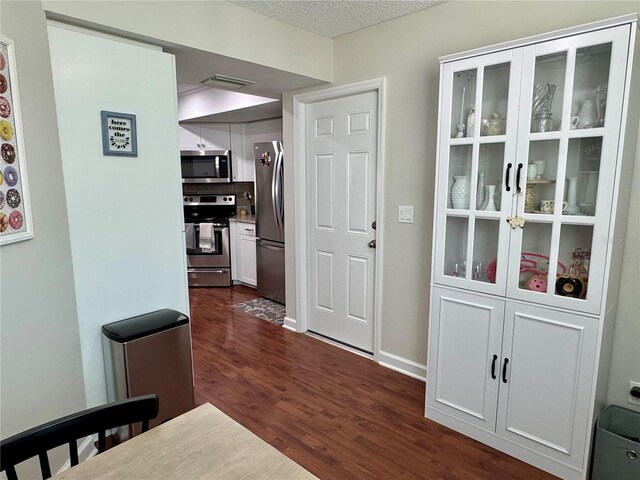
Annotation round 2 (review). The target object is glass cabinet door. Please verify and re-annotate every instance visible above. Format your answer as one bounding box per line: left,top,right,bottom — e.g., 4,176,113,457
434,49,522,295
506,25,630,314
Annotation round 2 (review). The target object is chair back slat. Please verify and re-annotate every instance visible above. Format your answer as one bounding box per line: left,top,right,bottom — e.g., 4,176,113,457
1,394,159,480
98,430,106,453
6,465,18,480
141,419,149,433
37,452,51,479
68,440,79,467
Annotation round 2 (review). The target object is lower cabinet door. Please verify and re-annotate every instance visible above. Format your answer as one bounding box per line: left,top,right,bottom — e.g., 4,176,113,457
496,302,598,468
238,234,257,286
427,287,505,432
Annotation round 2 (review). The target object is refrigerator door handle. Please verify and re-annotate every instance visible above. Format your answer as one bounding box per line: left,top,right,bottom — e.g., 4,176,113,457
275,148,284,230
271,153,279,231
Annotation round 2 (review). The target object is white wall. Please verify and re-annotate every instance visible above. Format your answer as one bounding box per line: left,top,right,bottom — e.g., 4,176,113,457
606,123,640,412
47,24,189,408
0,2,87,477
245,117,283,152
41,0,333,83
284,1,640,380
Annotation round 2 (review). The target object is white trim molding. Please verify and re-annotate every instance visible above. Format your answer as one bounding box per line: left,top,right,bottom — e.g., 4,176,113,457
292,78,386,361
439,13,638,63
378,351,427,381
282,316,297,332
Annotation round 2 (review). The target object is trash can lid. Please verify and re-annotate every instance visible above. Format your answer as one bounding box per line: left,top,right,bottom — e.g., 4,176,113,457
102,309,189,343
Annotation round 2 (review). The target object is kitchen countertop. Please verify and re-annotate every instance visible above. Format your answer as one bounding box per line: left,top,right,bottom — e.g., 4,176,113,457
230,214,256,224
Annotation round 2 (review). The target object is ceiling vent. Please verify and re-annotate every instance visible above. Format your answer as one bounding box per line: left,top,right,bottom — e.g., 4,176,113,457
200,74,256,90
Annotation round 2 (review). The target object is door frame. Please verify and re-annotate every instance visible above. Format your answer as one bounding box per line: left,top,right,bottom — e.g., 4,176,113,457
292,78,386,360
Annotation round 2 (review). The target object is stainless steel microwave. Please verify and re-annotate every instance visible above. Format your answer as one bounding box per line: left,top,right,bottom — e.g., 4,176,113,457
180,150,232,183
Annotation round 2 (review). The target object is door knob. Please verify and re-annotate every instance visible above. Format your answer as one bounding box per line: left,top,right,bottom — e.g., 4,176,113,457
368,240,376,248
372,221,377,230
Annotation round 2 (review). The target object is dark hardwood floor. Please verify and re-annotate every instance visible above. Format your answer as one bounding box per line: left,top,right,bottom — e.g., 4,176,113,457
190,286,556,480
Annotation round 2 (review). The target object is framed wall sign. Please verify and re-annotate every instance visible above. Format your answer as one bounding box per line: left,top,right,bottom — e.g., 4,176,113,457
101,111,137,156
1,36,34,246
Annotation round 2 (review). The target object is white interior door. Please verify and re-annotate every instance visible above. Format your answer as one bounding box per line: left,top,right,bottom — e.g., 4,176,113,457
306,90,378,352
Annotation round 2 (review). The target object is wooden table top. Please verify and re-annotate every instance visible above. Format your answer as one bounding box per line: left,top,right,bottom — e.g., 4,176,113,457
54,403,318,479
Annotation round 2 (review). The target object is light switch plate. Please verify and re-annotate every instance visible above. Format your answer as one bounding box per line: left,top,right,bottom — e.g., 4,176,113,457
628,381,640,405
399,206,414,223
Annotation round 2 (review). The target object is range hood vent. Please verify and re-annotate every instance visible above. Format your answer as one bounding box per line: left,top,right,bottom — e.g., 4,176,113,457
200,74,256,90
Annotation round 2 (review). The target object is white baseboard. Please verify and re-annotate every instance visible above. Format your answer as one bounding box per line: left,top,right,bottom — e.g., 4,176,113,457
57,435,97,474
282,316,297,331
378,350,427,381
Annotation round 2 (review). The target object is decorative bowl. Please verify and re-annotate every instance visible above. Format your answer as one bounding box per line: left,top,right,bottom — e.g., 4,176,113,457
579,203,596,216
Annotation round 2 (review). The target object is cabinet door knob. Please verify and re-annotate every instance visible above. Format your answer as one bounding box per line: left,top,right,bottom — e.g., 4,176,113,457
368,239,376,249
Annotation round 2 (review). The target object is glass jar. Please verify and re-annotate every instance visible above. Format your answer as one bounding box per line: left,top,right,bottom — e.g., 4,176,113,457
532,111,553,132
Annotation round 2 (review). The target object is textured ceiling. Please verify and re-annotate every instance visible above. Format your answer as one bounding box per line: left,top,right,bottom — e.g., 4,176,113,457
229,0,446,38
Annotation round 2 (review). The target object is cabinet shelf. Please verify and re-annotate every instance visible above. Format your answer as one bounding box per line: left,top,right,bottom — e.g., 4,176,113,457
449,137,474,146
474,211,502,219
528,127,605,142
478,135,507,144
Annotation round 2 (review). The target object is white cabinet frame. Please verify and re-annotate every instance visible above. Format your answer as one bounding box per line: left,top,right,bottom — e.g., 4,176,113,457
427,15,638,480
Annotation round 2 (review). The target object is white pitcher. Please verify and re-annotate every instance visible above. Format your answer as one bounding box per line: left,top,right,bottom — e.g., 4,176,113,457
571,100,598,129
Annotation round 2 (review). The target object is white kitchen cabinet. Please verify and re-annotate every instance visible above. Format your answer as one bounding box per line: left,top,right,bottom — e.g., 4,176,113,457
200,124,231,150
426,17,638,480
179,124,202,150
230,124,255,182
231,221,257,287
230,221,238,281
178,124,231,151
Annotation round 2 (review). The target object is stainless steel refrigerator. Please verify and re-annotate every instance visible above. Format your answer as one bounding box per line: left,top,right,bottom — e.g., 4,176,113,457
255,141,285,304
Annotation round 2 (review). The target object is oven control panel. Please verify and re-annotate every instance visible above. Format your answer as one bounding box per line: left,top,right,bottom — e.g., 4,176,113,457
183,195,235,206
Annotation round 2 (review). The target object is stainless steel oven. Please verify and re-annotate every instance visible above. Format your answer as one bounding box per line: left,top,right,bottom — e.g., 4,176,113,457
181,150,232,183
183,195,235,287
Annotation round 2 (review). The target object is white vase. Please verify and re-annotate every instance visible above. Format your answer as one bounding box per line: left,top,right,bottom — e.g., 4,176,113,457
476,171,485,209
451,175,470,209
481,185,498,211
466,107,475,137
565,176,581,214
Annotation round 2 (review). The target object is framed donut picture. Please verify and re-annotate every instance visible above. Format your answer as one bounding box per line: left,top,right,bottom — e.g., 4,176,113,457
0,36,34,246
100,111,137,157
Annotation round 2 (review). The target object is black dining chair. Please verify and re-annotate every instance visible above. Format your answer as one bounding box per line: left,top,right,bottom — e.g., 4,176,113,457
0,394,159,480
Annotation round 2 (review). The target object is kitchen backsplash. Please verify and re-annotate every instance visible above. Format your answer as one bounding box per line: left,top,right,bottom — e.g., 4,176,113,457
183,181,254,214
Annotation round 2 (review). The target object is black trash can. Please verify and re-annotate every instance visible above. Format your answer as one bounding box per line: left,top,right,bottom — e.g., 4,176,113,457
102,309,194,441
592,405,640,480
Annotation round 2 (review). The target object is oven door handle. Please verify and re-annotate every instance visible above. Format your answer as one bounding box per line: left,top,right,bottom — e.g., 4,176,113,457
193,223,228,229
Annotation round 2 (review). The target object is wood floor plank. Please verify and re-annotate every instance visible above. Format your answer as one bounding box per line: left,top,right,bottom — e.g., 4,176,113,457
190,286,557,479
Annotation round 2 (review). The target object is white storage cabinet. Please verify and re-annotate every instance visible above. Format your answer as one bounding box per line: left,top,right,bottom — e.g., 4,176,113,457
231,222,257,287
426,16,638,480
230,124,255,182
178,124,231,151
